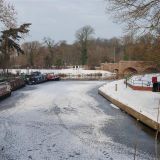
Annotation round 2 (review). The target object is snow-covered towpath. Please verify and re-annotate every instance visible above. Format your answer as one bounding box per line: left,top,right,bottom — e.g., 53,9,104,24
99,80,160,124
0,81,158,160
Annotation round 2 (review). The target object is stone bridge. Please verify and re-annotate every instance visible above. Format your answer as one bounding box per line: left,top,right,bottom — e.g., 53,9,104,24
101,61,159,76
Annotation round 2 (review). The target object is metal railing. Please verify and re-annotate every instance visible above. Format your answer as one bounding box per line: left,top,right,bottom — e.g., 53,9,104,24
128,79,152,87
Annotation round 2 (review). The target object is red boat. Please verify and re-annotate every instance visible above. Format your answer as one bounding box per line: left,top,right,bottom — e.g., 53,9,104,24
46,73,60,81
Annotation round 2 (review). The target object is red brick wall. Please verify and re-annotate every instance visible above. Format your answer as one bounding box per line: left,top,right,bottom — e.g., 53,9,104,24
128,83,152,91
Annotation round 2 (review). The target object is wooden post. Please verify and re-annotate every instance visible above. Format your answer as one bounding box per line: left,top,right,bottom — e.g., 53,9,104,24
115,84,118,91
126,78,128,88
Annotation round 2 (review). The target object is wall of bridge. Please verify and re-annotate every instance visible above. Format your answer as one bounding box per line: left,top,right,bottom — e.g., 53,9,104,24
101,61,159,75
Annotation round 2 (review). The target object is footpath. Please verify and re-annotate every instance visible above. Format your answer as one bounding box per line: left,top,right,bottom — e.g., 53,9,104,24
98,80,160,131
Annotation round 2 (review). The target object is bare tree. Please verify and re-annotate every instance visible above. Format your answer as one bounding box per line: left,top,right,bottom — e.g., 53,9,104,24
43,37,55,67
76,25,94,65
106,0,160,35
22,41,40,67
0,0,16,27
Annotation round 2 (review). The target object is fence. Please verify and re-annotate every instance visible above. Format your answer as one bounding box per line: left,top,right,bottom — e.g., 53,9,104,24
128,79,152,87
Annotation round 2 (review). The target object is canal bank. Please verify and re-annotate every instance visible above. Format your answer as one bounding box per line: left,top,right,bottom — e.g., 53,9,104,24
98,80,160,131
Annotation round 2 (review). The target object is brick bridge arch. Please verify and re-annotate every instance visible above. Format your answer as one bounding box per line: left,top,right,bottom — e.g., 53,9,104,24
143,67,159,73
123,67,138,75
101,61,159,76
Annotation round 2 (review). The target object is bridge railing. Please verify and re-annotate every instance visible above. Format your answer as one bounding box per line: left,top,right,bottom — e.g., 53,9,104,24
128,79,152,87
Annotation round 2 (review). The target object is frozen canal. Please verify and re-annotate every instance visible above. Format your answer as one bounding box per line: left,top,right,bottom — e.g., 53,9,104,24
0,81,159,160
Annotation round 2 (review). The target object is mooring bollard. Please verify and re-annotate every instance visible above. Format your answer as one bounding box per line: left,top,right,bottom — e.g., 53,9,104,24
115,84,118,91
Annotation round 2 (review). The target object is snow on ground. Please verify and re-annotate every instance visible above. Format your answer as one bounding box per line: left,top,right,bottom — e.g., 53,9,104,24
128,73,160,87
99,79,160,123
7,68,113,78
0,81,153,160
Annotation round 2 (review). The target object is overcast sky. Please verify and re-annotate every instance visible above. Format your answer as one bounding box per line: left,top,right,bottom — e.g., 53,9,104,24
9,0,123,44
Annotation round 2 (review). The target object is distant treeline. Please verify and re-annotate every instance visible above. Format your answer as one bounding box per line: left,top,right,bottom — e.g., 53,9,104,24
1,34,160,69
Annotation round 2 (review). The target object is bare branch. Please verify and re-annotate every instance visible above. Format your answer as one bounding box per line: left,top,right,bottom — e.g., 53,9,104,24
106,0,160,35
0,0,17,28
